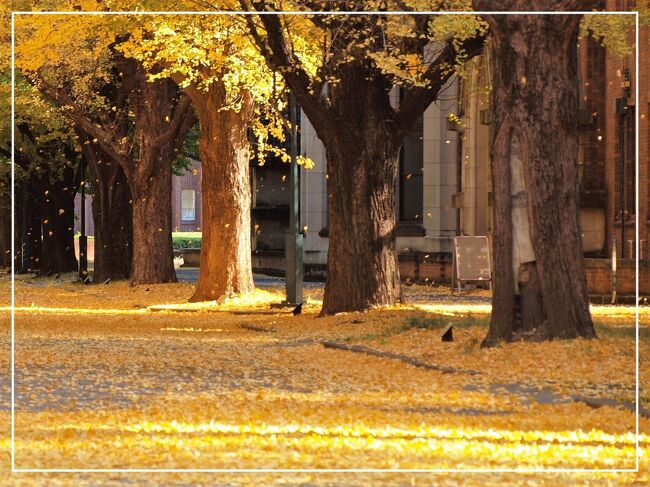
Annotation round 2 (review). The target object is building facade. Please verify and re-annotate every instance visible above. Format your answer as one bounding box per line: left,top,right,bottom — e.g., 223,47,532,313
74,159,204,235
298,83,461,274
171,159,203,232
294,12,648,295
603,0,649,260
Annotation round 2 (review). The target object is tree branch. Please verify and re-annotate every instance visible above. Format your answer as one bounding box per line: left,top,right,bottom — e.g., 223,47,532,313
472,0,598,15
242,0,334,133
35,77,130,173
154,95,197,149
396,32,486,134
394,0,435,34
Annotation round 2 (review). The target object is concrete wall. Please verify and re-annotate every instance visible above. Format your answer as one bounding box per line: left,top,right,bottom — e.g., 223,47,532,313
299,113,329,265
419,79,460,253
458,59,492,240
299,80,462,265
73,193,94,236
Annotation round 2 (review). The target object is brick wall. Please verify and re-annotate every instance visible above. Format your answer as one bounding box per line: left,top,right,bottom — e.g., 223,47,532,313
396,253,649,297
398,253,452,284
641,6,650,256
583,258,650,296
603,0,649,258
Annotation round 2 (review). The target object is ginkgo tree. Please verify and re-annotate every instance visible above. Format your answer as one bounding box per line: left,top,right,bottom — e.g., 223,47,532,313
14,13,134,281
472,0,645,345
242,0,487,314
119,12,314,301
0,53,81,275
0,79,12,269
14,80,81,275
15,10,196,285
0,4,10,268
1,4,77,273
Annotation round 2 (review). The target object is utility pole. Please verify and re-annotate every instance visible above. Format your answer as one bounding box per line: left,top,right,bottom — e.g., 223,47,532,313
285,93,303,305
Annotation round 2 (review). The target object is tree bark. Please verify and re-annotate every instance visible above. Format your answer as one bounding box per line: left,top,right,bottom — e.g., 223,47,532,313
127,92,177,284
23,183,42,273
479,9,596,345
185,85,255,302
118,59,196,286
130,170,176,285
319,71,403,315
84,142,133,282
321,128,402,315
0,203,11,268
38,171,78,275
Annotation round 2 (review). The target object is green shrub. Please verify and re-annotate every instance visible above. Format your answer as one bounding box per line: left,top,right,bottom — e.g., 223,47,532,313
172,232,202,250
404,316,446,330
403,314,488,332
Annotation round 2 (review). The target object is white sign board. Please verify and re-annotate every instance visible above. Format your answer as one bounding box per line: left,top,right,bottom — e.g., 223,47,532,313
453,236,492,284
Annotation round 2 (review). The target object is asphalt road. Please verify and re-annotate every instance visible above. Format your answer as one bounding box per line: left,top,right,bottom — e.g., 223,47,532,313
175,268,325,289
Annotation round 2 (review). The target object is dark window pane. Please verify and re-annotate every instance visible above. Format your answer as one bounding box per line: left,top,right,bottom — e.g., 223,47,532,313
399,115,423,222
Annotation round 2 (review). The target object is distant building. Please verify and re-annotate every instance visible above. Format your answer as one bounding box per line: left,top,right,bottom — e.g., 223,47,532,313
298,85,461,281
74,159,204,235
171,160,202,232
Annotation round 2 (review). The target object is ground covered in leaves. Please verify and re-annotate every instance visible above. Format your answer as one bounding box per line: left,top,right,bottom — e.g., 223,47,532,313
1,274,649,485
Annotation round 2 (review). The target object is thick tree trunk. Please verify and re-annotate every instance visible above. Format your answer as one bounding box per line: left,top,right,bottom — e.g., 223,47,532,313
9,186,21,272
88,151,133,282
481,12,596,345
111,57,195,286
0,203,10,268
130,171,175,285
25,186,42,272
39,176,78,275
321,136,402,315
17,180,43,273
316,70,403,315
127,75,184,286
186,87,255,302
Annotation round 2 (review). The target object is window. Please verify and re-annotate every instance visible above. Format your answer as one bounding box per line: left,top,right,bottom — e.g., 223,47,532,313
616,105,635,222
181,189,196,221
624,106,635,221
399,115,424,222
397,87,424,223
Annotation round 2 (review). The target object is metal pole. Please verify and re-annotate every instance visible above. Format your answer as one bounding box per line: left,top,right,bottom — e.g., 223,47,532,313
78,155,88,278
619,106,626,259
285,93,303,305
619,69,631,259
